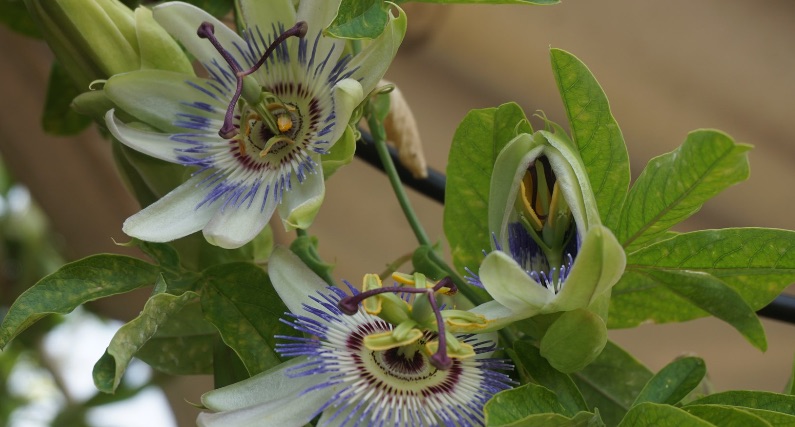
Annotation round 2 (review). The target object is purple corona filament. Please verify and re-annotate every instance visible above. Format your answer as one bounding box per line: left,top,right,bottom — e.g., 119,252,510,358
339,277,457,370
197,20,308,138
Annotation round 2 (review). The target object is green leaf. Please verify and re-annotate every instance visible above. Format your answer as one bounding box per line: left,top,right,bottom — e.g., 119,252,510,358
683,405,772,427
687,391,795,416
135,299,215,375
213,338,251,388
611,228,795,326
444,103,528,275
571,341,653,427
485,383,567,426
616,269,767,350
617,130,751,251
618,402,715,427
511,339,588,416
632,357,706,406
326,0,388,39
0,0,42,38
549,48,629,231
788,353,795,395
93,287,198,393
488,411,604,427
42,62,92,135
0,255,159,349
199,262,297,376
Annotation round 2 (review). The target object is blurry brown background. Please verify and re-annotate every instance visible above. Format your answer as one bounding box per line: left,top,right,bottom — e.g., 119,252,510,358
1,0,794,425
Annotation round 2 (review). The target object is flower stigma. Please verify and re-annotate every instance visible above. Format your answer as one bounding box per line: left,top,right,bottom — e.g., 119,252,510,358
339,273,475,370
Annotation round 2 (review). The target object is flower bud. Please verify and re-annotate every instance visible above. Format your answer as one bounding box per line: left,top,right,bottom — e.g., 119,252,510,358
477,129,626,319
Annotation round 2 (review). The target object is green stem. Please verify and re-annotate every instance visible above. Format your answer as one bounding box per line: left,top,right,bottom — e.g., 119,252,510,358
366,107,431,247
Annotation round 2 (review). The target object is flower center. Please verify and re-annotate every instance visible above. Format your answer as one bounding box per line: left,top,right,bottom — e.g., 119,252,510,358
235,102,302,159
514,155,577,287
196,20,307,139
373,338,436,380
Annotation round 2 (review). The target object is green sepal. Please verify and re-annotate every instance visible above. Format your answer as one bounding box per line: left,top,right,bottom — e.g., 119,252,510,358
0,254,159,349
42,62,92,136
321,125,357,178
540,308,607,373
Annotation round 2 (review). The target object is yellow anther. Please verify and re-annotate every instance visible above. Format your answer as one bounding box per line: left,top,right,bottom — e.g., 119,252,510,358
425,339,476,360
277,113,293,133
519,175,544,231
364,328,423,351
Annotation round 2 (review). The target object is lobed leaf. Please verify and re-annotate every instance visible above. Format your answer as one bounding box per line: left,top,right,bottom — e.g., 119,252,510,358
444,103,528,275
550,48,629,231
617,269,766,350
611,228,795,327
632,357,706,407
687,391,795,416
0,254,159,349
93,287,198,393
571,341,652,427
485,383,567,426
684,405,772,427
511,339,588,416
135,299,216,375
617,130,751,251
199,262,298,376
618,402,715,427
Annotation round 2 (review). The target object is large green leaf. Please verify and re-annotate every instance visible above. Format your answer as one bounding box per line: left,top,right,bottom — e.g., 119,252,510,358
485,383,567,426
611,228,795,327
326,0,388,39
571,341,652,427
93,286,198,393
687,391,795,416
511,339,588,416
444,103,529,275
618,403,715,427
199,262,297,376
135,299,216,375
549,48,629,231
683,405,772,427
0,255,159,349
42,62,92,136
617,130,751,251
632,357,706,407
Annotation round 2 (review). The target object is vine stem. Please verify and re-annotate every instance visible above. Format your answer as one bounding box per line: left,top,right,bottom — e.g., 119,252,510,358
366,108,432,247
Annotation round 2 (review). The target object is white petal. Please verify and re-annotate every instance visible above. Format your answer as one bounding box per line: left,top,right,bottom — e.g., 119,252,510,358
326,78,364,147
123,174,215,242
467,300,526,333
479,251,552,314
268,246,329,315
344,5,408,95
278,161,325,230
107,110,190,163
238,0,295,37
197,386,334,427
201,356,315,411
296,0,345,76
202,180,278,249
104,69,226,133
153,2,249,71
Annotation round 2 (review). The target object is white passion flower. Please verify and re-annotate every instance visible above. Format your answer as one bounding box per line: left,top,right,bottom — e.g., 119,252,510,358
468,130,626,328
103,0,406,248
196,248,514,427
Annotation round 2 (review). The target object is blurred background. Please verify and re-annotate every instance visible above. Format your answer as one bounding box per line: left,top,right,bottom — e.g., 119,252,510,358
1,0,794,425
